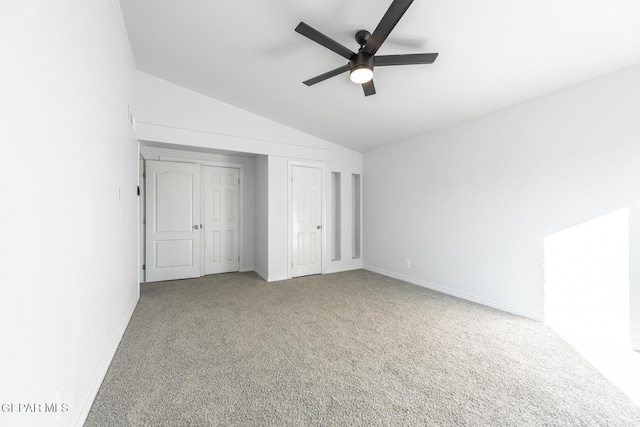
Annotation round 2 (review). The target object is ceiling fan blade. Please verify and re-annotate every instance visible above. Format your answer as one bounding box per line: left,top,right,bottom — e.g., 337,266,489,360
295,22,355,60
363,0,414,55
362,80,376,96
303,64,350,86
375,53,438,66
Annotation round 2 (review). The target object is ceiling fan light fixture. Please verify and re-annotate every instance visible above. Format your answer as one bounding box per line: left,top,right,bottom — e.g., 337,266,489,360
350,65,374,84
349,52,374,84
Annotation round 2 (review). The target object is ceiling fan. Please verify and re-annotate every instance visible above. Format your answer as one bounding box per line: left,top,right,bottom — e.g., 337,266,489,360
295,0,438,96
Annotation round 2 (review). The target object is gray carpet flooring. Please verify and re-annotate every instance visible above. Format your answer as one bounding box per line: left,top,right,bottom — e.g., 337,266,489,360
86,270,640,426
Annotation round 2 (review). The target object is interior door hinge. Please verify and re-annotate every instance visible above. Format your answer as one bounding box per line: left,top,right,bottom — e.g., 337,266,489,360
137,185,140,196
142,264,146,270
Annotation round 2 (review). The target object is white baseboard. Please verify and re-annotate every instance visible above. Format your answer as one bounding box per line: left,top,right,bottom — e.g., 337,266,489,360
240,266,255,273
254,268,268,281
253,266,363,281
364,265,543,321
75,294,139,426
253,269,288,282
323,264,363,275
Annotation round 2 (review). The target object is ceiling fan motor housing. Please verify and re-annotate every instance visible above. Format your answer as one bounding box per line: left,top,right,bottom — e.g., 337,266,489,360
350,51,374,72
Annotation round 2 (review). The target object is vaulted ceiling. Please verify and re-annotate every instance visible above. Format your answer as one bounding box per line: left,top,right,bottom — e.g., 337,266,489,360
120,0,640,153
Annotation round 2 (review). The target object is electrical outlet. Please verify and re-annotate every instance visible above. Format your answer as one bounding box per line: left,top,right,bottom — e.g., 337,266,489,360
404,258,411,268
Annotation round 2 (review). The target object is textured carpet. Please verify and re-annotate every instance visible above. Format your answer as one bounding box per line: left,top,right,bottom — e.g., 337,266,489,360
86,270,640,426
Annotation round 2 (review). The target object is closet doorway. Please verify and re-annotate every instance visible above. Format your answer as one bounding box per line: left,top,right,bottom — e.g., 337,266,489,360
144,160,241,282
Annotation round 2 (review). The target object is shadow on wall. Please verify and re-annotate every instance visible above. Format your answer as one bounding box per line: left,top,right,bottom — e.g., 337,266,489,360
543,208,640,405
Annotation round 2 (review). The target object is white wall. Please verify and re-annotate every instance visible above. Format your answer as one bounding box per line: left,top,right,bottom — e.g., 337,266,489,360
135,72,363,281
0,1,139,426
255,156,269,279
268,156,290,281
325,149,364,273
364,63,640,346
135,72,333,161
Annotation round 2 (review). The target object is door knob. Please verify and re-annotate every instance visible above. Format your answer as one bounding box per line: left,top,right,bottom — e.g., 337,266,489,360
317,225,322,230
193,225,199,230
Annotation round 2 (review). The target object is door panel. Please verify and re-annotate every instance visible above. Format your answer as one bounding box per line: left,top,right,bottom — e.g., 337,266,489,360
204,166,239,275
155,239,193,268
292,166,322,277
145,160,201,282
156,173,194,232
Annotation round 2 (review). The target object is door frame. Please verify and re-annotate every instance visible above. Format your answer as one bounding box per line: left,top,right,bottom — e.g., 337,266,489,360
159,157,245,276
288,160,326,279
139,154,145,283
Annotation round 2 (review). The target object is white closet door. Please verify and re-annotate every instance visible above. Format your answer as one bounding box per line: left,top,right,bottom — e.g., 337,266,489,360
145,160,201,282
292,165,322,277
204,166,239,275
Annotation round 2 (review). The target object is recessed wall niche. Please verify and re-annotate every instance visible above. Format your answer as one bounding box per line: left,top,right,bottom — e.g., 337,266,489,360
332,172,341,261
352,173,361,259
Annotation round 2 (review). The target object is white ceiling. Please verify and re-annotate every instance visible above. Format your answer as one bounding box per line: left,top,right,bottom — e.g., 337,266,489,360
120,0,640,153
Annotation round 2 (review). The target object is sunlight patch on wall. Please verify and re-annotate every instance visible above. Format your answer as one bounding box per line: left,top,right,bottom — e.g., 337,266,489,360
544,208,640,406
